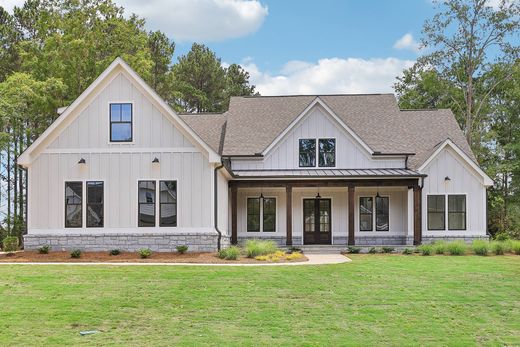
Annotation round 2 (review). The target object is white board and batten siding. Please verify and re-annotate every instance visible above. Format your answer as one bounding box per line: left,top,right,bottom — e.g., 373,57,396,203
231,105,405,171
29,72,215,234
421,146,487,237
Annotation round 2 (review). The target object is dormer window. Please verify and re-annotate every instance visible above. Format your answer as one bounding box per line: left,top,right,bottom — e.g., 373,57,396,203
110,103,133,142
299,138,336,167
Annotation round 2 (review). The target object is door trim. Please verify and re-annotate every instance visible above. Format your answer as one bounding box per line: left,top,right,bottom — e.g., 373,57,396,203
302,198,332,245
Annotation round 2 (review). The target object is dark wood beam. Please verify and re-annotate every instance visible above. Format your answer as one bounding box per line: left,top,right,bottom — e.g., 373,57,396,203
413,186,422,245
348,186,355,245
286,186,292,246
231,186,238,245
229,178,420,188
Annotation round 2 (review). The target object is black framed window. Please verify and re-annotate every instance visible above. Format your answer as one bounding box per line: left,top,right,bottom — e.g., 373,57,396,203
262,198,276,232
159,181,177,227
86,181,103,228
448,195,466,230
299,139,316,167
65,181,82,228
375,196,389,231
110,103,132,142
359,197,373,231
138,181,156,227
427,195,446,230
319,138,336,167
247,198,260,232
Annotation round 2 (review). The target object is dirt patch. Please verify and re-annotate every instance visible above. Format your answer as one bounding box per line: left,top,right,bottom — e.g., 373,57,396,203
0,251,308,264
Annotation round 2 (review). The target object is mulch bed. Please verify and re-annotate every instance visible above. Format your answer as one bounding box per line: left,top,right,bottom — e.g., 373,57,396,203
0,251,308,264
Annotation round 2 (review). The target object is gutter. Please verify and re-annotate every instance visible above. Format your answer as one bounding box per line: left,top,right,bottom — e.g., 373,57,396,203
214,162,225,251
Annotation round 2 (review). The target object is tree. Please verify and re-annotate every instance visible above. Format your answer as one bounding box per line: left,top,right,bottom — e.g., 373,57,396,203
417,0,520,148
224,63,257,108
148,30,175,100
0,7,20,82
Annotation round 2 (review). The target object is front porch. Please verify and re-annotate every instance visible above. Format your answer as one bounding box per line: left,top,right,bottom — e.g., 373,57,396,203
229,176,423,247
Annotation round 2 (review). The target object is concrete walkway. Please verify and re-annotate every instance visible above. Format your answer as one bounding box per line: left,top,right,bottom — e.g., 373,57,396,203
0,254,351,266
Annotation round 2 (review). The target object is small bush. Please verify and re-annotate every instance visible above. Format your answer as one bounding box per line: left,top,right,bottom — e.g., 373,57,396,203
138,248,152,259
472,240,489,256
288,246,302,253
217,246,241,260
418,244,433,256
432,241,446,255
2,236,18,252
382,247,395,253
402,248,414,255
446,241,467,255
255,251,286,262
494,232,510,241
347,246,361,254
368,247,378,254
70,249,82,258
176,245,189,254
490,241,506,255
38,245,51,254
245,239,278,258
286,252,304,261
512,240,520,255
109,249,121,256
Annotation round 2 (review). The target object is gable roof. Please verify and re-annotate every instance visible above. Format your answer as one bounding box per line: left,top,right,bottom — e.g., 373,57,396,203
180,113,227,154
17,57,221,167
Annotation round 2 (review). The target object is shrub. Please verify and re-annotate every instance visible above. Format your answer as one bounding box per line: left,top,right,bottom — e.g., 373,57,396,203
382,247,395,254
490,241,506,255
176,245,189,254
286,252,304,261
138,248,152,259
255,251,286,262
418,244,433,256
288,246,302,253
368,247,378,254
109,249,121,256
38,245,51,254
446,241,467,255
2,236,18,252
217,246,241,260
512,240,520,255
494,232,510,241
347,246,361,254
472,240,489,256
402,248,414,255
245,239,278,258
70,249,82,258
432,241,446,255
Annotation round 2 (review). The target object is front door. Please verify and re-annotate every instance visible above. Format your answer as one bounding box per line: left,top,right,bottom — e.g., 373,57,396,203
303,198,331,244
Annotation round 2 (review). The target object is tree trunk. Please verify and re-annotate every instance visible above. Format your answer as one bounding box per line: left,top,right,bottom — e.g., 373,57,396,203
466,75,474,147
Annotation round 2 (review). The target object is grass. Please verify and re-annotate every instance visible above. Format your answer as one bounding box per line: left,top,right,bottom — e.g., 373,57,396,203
0,256,519,346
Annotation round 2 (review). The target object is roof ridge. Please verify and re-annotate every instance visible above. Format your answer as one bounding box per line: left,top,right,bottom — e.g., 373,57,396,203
235,93,395,99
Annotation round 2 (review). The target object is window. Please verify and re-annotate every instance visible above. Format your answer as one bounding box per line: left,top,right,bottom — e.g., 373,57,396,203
299,139,316,167
359,197,373,231
65,182,82,228
86,181,103,228
319,138,336,167
448,195,466,230
375,196,389,231
427,195,446,230
247,198,260,232
262,198,276,232
110,103,132,142
159,181,177,227
138,181,156,227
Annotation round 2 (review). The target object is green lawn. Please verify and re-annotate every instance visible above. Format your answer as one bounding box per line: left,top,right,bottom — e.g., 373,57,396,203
1,255,519,346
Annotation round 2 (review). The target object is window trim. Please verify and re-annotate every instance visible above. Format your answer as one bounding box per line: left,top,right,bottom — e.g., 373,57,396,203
426,193,467,231
159,180,177,227
86,181,104,228
64,181,83,228
448,194,467,231
298,137,337,168
109,101,134,144
358,195,390,232
246,196,277,232
427,194,446,231
138,180,156,227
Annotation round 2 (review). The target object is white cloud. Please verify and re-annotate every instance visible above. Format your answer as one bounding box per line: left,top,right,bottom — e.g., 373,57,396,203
243,57,415,96
2,0,268,42
393,33,421,53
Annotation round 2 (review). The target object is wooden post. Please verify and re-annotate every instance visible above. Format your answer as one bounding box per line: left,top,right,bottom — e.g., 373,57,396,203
413,185,422,245
231,186,238,245
286,185,293,246
348,186,355,245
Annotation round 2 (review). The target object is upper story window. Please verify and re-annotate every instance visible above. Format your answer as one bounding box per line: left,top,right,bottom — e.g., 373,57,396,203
299,138,336,167
110,103,133,142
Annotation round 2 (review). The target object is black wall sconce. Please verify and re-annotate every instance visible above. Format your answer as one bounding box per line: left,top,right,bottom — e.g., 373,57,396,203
445,176,451,181
152,157,160,163
78,158,86,164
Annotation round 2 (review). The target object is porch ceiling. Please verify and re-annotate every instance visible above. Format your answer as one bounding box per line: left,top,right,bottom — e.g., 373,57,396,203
232,168,425,179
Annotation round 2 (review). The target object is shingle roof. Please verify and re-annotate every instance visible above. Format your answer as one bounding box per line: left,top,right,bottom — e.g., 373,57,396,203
180,94,476,170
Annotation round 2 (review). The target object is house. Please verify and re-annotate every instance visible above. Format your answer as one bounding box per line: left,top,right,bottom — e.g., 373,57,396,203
18,58,493,252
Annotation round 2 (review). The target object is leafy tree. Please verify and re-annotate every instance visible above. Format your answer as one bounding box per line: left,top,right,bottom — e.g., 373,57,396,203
148,30,175,99
224,63,257,107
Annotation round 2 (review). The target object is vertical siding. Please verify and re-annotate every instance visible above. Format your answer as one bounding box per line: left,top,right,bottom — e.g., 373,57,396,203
421,147,487,235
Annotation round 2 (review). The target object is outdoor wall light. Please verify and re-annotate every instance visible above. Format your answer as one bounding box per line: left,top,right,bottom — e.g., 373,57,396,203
78,158,86,164
445,176,451,181
152,157,160,163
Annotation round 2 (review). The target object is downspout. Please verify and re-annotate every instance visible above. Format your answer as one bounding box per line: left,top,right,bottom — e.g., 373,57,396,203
214,162,225,251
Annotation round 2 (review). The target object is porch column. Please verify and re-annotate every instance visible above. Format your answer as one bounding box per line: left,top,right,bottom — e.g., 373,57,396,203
286,185,293,246
348,185,355,245
413,185,422,245
231,186,238,245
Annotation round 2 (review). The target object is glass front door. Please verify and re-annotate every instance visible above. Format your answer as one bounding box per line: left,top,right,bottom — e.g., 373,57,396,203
303,198,331,244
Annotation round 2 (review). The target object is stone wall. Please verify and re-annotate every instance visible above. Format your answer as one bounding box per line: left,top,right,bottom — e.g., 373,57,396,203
421,235,489,244
24,232,227,252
